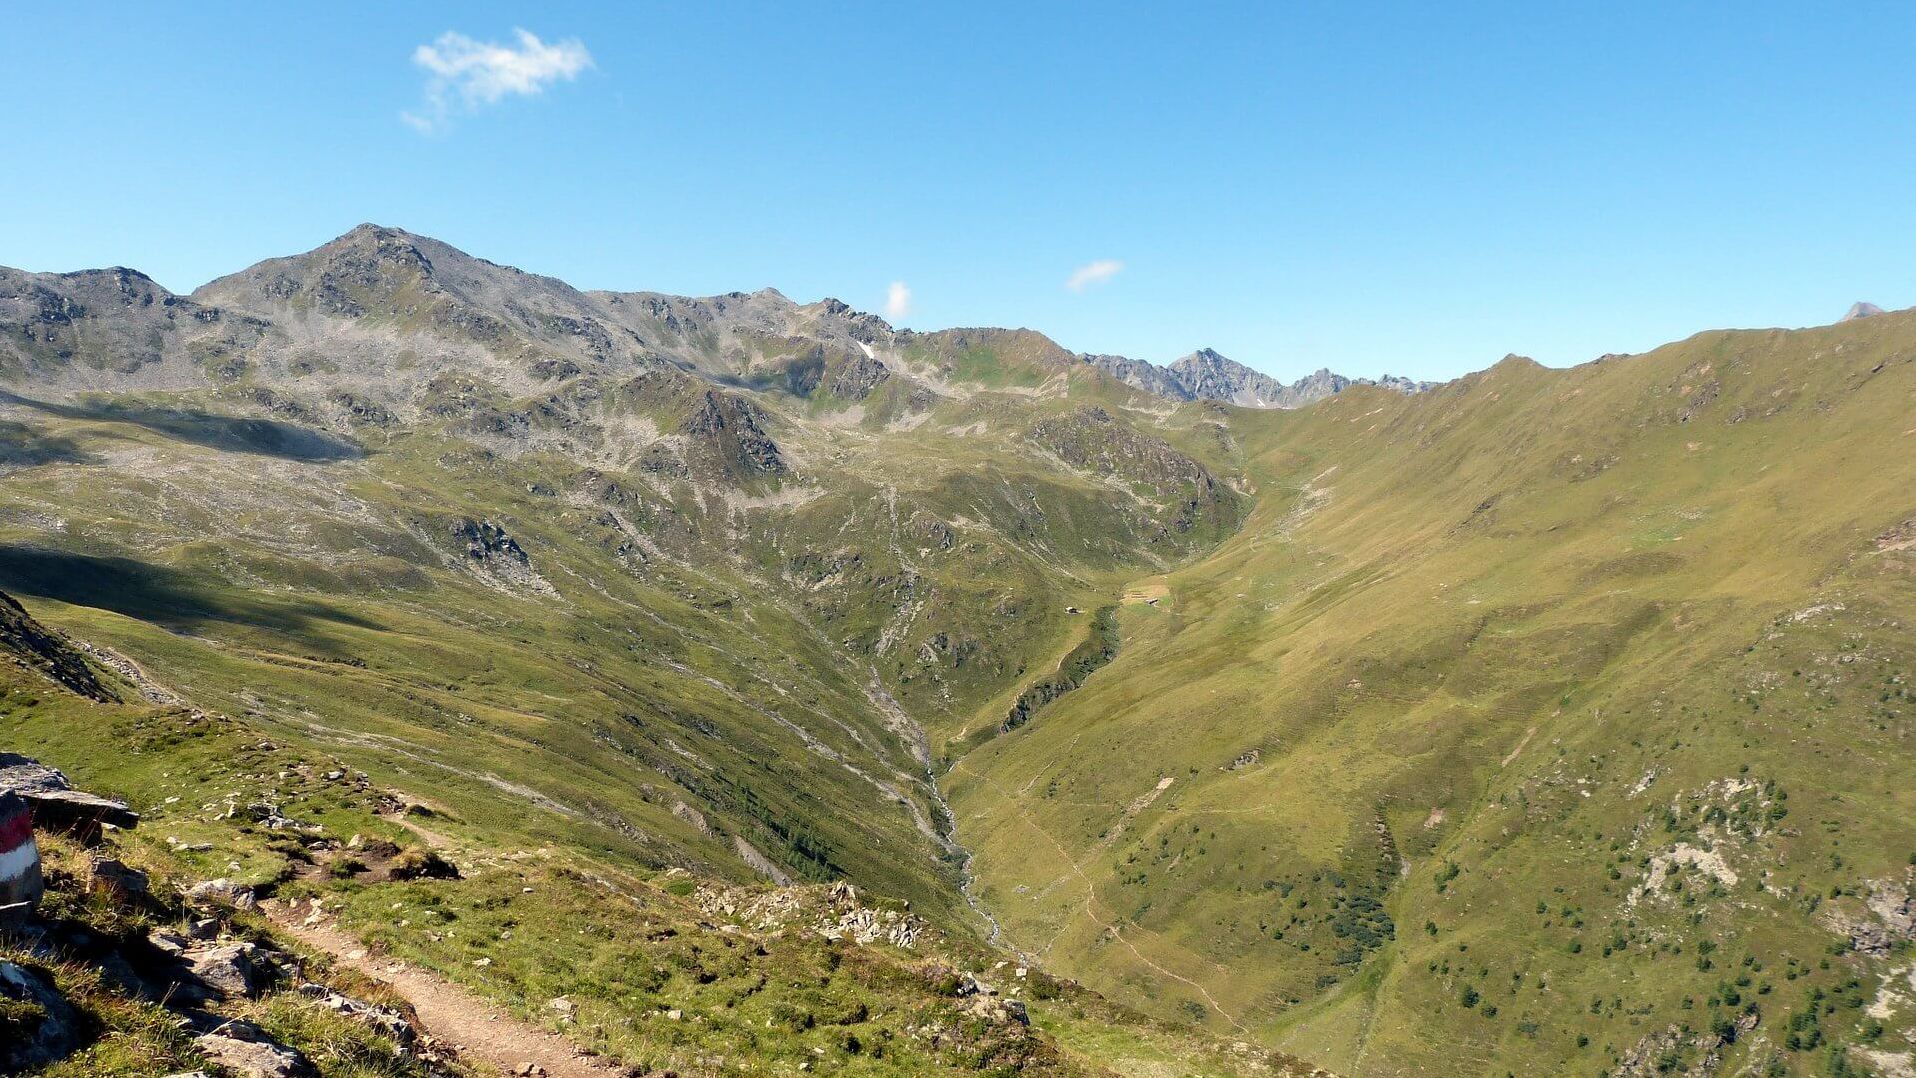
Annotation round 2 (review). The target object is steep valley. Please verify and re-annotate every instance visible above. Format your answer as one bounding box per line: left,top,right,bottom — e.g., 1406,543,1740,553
1,228,1913,1077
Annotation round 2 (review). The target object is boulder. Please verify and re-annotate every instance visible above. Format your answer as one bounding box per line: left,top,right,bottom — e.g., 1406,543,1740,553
187,878,260,911
87,856,149,900
0,753,139,836
148,930,191,958
194,1029,315,1078
0,959,84,1070
181,941,280,999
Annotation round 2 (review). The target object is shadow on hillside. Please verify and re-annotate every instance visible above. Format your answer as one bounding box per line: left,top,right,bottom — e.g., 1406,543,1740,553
0,420,95,467
0,391,363,462
0,546,380,636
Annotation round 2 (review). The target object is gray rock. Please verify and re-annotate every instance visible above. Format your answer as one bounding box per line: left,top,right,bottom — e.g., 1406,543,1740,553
181,941,279,999
297,981,417,1049
148,929,191,957
0,752,140,832
87,856,148,899
194,1030,315,1078
186,878,259,911
0,959,84,1070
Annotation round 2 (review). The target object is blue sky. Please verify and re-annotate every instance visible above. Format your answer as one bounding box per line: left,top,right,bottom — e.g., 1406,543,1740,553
4,3,1912,381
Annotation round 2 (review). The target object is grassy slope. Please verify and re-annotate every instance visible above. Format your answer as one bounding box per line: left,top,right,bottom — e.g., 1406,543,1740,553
948,316,1916,1075
0,349,1232,912
9,281,1916,1076
0,326,1287,1072
0,649,1308,1078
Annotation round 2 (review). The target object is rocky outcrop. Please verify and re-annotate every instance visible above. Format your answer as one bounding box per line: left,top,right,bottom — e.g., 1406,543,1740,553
180,941,282,1000
0,752,140,834
450,518,555,595
1821,875,1916,956
679,390,786,478
1027,408,1240,534
822,348,891,400
0,590,113,701
1081,353,1188,400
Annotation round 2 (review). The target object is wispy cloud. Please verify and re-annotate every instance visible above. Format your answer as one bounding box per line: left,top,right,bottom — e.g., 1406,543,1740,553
402,29,593,134
1066,259,1125,292
885,281,913,319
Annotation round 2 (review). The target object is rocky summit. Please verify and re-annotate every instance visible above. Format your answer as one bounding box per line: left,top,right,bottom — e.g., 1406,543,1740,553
1083,346,1434,409
0,227,1913,1078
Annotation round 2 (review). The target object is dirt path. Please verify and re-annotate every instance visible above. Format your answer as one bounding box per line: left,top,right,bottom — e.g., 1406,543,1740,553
266,900,623,1078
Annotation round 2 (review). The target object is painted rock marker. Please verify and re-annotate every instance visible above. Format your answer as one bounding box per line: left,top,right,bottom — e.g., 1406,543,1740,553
0,790,42,925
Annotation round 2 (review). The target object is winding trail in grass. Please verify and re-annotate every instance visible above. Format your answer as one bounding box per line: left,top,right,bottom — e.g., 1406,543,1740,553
267,898,624,1078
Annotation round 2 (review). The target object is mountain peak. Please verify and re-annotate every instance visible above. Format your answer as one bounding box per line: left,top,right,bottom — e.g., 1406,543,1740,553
1843,301,1886,321
1086,347,1437,409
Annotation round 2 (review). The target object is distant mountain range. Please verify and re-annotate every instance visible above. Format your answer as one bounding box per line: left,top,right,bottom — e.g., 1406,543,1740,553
1083,347,1436,409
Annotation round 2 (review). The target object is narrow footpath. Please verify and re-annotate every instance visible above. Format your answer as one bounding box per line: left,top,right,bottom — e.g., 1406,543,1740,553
266,899,624,1078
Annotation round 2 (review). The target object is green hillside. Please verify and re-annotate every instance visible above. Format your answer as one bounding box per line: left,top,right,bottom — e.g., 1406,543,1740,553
2,230,1912,1076
948,317,1916,1075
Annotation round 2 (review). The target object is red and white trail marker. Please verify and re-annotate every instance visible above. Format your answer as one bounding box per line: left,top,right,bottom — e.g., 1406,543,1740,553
0,791,42,924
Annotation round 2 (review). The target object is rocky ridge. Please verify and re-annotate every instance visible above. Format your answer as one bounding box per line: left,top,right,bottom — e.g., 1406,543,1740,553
1084,346,1435,409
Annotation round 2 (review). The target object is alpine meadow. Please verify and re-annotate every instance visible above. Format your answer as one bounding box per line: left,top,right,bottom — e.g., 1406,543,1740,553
2,7,1915,1078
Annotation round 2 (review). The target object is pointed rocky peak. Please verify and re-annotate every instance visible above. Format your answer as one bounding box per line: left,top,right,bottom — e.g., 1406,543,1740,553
1167,348,1289,407
1843,301,1885,321
192,223,448,315
192,224,594,341
1167,346,1247,375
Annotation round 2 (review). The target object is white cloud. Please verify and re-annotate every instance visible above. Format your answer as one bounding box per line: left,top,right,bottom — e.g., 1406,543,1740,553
1066,259,1124,292
885,281,912,319
402,29,593,133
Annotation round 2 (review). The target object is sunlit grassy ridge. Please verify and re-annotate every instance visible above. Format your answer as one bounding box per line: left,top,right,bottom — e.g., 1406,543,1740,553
949,316,1916,1074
